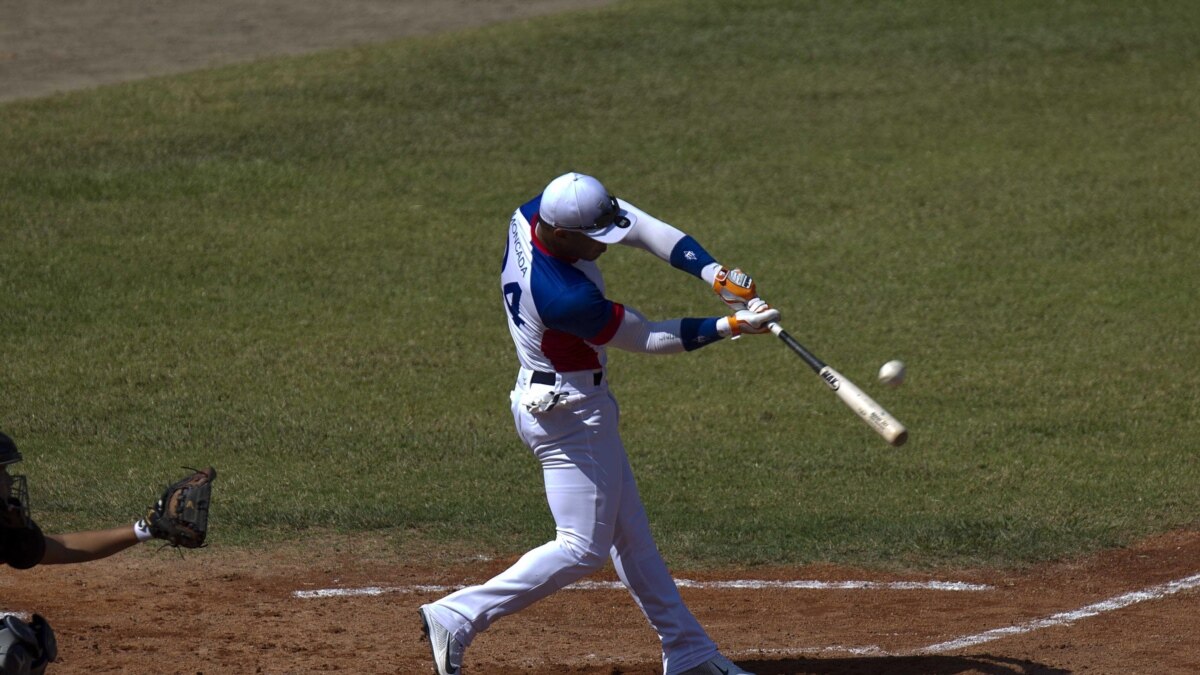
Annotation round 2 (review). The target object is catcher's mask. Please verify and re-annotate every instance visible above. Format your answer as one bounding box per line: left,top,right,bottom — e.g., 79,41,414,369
5,474,33,526
0,432,32,525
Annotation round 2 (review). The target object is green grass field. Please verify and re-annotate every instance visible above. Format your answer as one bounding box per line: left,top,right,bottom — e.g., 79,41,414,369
2,0,1198,569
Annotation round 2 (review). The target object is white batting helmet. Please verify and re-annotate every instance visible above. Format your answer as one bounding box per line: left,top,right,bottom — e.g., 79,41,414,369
538,172,635,244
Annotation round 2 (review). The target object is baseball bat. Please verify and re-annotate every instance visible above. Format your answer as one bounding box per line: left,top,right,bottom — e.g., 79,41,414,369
768,323,908,447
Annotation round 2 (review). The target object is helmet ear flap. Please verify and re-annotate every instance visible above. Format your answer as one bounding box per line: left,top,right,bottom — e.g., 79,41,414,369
0,505,46,570
0,431,23,466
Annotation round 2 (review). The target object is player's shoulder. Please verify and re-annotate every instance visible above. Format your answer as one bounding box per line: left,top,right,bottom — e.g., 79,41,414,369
530,261,604,322
531,252,596,291
536,282,608,329
517,194,542,224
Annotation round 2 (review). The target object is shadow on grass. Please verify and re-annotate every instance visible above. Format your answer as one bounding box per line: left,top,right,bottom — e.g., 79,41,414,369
742,653,1070,674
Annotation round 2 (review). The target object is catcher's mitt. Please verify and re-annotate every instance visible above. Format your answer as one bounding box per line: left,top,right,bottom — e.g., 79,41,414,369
145,467,216,548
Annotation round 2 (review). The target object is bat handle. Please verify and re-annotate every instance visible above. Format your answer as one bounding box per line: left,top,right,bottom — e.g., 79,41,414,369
768,322,827,374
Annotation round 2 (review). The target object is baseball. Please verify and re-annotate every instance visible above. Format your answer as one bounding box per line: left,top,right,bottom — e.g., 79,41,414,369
878,360,906,387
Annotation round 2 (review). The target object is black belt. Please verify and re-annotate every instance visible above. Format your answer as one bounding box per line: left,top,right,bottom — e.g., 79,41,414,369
532,370,603,386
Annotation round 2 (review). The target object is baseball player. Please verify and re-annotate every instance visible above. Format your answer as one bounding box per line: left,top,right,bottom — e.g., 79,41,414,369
419,172,778,675
1,431,214,674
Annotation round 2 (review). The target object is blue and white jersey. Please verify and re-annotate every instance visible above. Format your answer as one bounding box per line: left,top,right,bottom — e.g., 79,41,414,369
501,195,624,373
501,191,728,373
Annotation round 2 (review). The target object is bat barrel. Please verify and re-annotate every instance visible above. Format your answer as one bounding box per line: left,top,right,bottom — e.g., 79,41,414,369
822,365,909,447
770,323,908,447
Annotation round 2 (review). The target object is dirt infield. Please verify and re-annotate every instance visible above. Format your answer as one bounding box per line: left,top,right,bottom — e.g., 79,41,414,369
0,0,615,102
3,529,1199,673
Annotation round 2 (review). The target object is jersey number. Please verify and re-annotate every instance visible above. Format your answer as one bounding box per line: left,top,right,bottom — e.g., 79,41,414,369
503,282,524,327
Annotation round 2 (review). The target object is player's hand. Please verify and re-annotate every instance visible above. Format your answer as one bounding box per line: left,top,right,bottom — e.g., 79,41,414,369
712,266,772,315
720,306,781,337
145,467,216,548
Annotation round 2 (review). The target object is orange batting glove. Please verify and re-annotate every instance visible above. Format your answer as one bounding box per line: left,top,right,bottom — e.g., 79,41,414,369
712,266,771,314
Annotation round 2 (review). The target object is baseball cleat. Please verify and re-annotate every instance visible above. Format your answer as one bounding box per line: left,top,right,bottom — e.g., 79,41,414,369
418,605,465,675
678,653,756,675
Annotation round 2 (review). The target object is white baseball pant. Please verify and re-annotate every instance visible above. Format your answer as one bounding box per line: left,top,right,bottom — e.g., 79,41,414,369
422,368,719,674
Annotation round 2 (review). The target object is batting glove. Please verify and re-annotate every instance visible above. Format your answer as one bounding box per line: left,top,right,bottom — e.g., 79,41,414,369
719,306,781,337
712,266,773,314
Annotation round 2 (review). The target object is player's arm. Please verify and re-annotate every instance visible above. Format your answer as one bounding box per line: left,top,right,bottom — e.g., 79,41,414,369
540,281,780,356
617,200,720,280
40,526,141,564
604,305,780,353
616,199,772,312
35,466,215,564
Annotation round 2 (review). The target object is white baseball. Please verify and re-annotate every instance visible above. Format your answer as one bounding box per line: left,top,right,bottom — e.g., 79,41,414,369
878,360,906,387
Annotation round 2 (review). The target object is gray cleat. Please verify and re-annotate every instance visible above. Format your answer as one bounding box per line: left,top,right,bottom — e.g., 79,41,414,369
418,605,465,675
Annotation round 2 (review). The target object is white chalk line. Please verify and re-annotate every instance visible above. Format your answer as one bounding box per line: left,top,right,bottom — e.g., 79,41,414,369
294,571,1200,656
293,578,992,599
919,571,1200,654
734,645,893,658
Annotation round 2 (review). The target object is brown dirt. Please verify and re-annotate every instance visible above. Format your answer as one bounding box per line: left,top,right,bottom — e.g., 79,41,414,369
3,529,1199,673
4,2,1199,673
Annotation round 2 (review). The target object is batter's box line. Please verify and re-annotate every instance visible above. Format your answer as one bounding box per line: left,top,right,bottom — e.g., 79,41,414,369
916,570,1200,654
292,578,993,599
734,645,893,658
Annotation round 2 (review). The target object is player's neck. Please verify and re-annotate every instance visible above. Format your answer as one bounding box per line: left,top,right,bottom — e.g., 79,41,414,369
533,221,575,261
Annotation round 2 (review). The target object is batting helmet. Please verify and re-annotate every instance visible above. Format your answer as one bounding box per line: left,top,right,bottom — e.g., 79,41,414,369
538,172,635,245
0,432,22,466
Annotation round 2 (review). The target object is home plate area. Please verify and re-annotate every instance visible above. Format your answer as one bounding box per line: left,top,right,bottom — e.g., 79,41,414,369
2,530,1198,673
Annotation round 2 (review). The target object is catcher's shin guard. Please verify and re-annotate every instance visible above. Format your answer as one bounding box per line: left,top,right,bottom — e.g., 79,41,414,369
0,614,57,675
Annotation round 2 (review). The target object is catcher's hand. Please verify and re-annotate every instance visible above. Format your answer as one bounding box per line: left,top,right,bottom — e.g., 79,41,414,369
144,467,216,548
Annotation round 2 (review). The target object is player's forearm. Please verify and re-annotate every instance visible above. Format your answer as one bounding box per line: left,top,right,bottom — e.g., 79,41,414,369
618,200,721,282
41,526,140,564
606,306,723,354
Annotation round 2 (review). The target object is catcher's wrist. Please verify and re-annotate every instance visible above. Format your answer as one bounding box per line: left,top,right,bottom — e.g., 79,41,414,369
133,519,153,542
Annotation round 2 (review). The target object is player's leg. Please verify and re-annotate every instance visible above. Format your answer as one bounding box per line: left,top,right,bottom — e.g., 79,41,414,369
604,395,722,674
608,462,720,673
423,392,624,648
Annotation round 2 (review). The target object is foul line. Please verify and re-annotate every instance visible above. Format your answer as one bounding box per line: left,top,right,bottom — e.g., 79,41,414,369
920,571,1200,653
293,578,991,599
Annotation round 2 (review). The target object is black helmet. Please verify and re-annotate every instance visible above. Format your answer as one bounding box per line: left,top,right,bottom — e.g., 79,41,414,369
0,431,22,466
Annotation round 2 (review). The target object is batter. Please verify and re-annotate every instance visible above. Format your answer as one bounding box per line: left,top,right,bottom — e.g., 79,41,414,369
419,172,778,675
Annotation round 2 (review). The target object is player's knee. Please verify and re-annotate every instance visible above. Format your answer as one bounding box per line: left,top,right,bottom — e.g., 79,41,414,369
556,533,608,572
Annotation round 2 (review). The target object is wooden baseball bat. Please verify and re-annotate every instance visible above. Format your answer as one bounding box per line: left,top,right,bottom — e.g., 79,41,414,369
768,323,908,447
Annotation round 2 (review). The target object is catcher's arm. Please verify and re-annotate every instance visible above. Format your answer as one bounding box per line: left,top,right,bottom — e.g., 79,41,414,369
143,467,217,549
41,527,140,565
